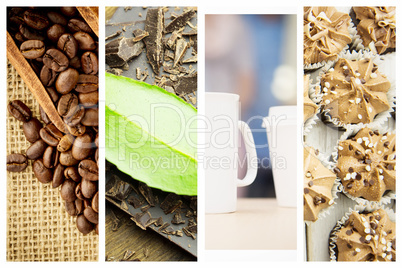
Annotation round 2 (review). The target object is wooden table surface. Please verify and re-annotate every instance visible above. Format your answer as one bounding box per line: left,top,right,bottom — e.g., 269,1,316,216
105,202,196,262
205,198,297,250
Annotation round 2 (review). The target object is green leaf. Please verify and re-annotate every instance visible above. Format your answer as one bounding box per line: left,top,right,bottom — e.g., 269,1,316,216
105,73,197,196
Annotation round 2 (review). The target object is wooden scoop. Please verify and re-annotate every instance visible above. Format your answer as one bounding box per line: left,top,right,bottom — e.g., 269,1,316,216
6,32,67,133
77,7,99,37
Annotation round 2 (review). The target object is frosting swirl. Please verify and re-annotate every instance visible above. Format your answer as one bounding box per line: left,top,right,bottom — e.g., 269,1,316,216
321,58,390,125
304,147,336,222
353,7,396,55
335,209,395,261
304,7,352,65
335,128,395,201
304,75,319,122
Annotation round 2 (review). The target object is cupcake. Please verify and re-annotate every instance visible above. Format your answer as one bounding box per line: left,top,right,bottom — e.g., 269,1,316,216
352,7,396,55
335,127,395,202
304,74,319,123
330,208,395,261
320,57,391,126
304,7,352,66
304,146,337,222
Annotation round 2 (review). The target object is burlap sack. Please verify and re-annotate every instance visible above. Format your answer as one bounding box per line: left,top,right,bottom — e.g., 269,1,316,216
6,61,98,261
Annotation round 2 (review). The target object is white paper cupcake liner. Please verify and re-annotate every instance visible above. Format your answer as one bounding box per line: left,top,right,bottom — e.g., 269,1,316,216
329,204,395,261
304,76,322,136
320,50,395,132
331,127,396,207
304,145,341,225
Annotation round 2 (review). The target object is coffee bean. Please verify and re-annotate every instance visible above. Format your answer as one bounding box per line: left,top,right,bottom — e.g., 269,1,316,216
95,148,99,165
65,200,76,216
76,214,94,234
7,153,28,172
79,91,98,107
60,7,77,17
72,133,93,160
55,68,79,94
92,191,98,213
94,133,99,147
81,108,98,126
32,159,53,183
57,33,78,59
81,178,97,199
45,86,59,103
57,134,75,152
26,139,47,159
64,166,81,182
47,11,67,26
74,74,98,93
52,163,65,188
83,198,91,209
23,117,43,143
40,123,63,146
67,123,86,136
81,51,98,75
43,48,69,72
68,18,91,33
47,23,66,43
8,100,32,122
75,198,84,215
75,183,85,200
69,56,81,69
73,31,96,51
43,146,59,169
39,106,51,124
59,150,79,166
57,93,79,118
83,206,98,224
40,65,57,87
60,179,77,202
20,40,45,59
19,24,45,41
78,159,98,181
64,104,85,127
24,9,49,30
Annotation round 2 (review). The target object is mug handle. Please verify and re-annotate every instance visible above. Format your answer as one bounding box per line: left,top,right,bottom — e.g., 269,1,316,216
237,121,258,187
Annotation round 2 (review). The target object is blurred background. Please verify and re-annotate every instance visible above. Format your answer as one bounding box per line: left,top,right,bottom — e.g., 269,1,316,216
205,14,297,197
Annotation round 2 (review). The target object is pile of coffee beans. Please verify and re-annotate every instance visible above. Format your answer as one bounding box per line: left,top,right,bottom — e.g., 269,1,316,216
7,7,98,235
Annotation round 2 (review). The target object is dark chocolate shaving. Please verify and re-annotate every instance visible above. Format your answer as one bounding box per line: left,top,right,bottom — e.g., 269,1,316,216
172,212,186,225
138,182,156,206
106,37,144,68
131,212,151,230
173,38,188,67
132,29,149,42
174,73,197,95
165,9,196,33
144,8,164,75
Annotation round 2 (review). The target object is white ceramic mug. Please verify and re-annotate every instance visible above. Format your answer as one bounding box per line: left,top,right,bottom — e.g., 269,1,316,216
262,106,297,207
205,92,258,213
